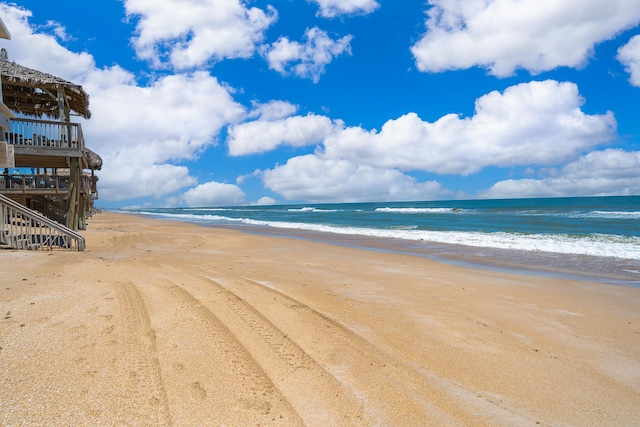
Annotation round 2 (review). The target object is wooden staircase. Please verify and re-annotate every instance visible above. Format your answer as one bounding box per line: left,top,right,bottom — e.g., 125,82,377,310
0,193,85,250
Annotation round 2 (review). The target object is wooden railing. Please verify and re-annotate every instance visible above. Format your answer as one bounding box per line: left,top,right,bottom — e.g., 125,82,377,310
0,173,95,194
28,196,68,226
0,193,85,250
4,117,84,151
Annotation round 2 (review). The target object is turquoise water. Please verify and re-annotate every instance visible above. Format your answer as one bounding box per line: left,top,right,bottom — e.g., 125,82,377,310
125,196,640,286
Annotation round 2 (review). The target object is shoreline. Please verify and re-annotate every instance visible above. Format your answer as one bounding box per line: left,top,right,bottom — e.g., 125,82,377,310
2,211,640,425
146,213,640,288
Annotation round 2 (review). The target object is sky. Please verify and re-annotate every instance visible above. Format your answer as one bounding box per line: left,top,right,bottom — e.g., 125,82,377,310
1,0,639,208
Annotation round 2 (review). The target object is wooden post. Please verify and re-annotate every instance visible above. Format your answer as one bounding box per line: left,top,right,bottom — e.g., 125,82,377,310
58,88,79,231
78,192,86,230
67,157,80,230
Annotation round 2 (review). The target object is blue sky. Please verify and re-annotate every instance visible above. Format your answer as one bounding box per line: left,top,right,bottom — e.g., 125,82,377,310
1,0,639,208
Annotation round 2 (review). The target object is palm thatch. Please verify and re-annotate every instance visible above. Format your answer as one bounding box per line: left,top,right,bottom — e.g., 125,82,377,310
0,50,91,119
83,148,102,170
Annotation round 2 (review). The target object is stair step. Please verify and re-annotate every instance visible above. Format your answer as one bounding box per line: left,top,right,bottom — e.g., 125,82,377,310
5,233,56,250
1,194,85,250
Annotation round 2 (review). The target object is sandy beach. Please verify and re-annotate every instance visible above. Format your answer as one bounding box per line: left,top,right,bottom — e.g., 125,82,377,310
1,211,639,426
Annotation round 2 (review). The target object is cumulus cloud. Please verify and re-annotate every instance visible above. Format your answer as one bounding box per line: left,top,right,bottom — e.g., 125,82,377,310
255,196,277,205
182,181,246,206
309,0,380,18
321,80,616,175
262,155,446,203
263,27,352,82
102,163,197,201
257,80,616,202
77,69,245,201
411,0,640,76
124,0,276,69
0,4,245,203
227,112,340,156
84,71,243,158
480,149,640,198
2,2,632,207
0,4,95,82
617,35,640,86
247,100,299,121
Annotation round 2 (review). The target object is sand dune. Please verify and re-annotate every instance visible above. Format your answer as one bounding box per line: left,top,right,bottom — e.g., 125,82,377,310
1,212,639,426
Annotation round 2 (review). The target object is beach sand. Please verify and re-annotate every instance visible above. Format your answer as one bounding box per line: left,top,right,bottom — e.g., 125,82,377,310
1,211,639,426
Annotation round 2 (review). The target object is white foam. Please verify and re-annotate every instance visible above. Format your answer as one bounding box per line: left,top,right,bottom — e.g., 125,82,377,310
239,219,640,260
130,210,640,261
375,207,459,214
288,207,339,212
137,211,243,223
579,210,640,219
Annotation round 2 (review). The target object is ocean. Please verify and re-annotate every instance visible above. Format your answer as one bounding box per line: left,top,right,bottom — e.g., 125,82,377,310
124,196,640,287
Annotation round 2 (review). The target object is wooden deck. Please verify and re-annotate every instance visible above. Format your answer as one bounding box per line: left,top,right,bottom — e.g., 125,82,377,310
6,117,85,168
0,173,94,196
1,45,98,236
1,117,97,231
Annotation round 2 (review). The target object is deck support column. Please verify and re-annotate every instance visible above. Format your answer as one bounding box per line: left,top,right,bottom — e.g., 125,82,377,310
78,193,86,230
67,157,80,231
58,88,79,231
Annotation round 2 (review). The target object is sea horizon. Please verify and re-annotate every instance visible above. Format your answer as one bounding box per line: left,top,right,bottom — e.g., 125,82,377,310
116,195,640,287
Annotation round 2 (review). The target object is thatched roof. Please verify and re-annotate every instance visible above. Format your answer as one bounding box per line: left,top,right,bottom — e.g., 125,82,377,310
0,51,91,119
84,148,103,170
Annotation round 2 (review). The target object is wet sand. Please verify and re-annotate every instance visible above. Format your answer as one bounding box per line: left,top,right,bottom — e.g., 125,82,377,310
1,211,639,426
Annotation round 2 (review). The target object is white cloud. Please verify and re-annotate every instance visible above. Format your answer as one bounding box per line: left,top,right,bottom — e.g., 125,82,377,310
43,20,72,42
227,113,340,156
101,163,197,201
309,0,380,18
255,196,277,205
124,0,276,69
262,155,446,203
254,80,616,203
82,71,245,200
321,80,616,175
182,181,246,206
617,35,640,86
411,0,640,76
84,71,244,161
480,149,640,198
1,2,632,207
0,4,95,82
0,4,245,203
247,100,299,120
263,27,352,82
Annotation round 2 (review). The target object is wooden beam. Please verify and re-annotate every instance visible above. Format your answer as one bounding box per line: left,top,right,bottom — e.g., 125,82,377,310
0,187,70,196
67,157,80,231
13,146,81,157
2,89,54,102
14,154,71,169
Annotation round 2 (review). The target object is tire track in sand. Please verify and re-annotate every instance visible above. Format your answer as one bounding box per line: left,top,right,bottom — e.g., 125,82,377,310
165,283,303,423
113,281,172,426
156,271,369,426
210,274,544,426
